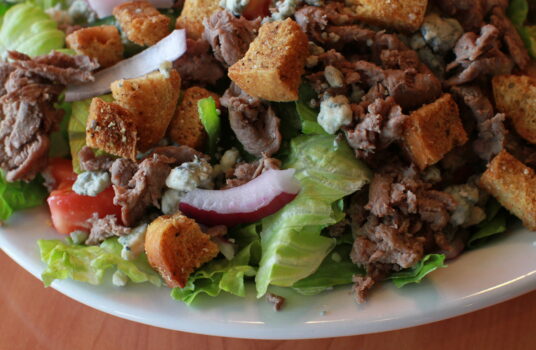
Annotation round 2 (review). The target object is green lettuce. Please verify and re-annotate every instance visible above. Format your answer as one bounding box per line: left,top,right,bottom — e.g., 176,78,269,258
0,172,47,221
38,237,161,287
171,224,261,304
0,3,65,57
49,101,71,158
255,135,372,297
68,95,113,173
507,0,536,58
292,243,363,295
390,254,446,288
198,97,221,156
468,200,508,247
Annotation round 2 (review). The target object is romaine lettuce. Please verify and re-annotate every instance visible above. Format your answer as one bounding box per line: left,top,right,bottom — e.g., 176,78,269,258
171,224,261,304
68,95,113,173
198,97,221,156
0,3,65,57
468,200,508,247
255,135,372,297
38,237,161,287
507,0,536,58
0,172,47,221
292,244,363,295
390,254,446,288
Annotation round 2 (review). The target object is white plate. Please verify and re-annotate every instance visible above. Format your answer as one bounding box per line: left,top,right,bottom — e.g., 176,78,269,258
1,207,535,339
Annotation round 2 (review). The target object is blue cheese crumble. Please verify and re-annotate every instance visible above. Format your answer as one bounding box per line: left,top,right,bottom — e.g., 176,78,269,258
421,13,463,53
72,171,111,197
161,189,186,215
220,0,250,16
318,95,353,134
118,223,148,261
166,157,213,192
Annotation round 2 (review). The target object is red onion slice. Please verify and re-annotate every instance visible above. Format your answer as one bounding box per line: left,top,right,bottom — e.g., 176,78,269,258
179,169,301,227
65,29,186,102
87,0,174,19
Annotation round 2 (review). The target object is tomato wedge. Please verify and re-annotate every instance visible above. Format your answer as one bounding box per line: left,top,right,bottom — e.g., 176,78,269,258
242,0,271,20
43,158,78,190
47,186,122,234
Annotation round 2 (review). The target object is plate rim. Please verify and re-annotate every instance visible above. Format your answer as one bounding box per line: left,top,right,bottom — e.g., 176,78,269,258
1,208,536,339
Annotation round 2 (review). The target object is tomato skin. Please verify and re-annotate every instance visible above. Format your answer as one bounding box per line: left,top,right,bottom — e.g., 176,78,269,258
47,186,122,234
44,158,77,190
242,0,271,20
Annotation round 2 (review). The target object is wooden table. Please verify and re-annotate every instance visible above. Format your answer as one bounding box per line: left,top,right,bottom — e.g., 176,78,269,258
1,250,534,350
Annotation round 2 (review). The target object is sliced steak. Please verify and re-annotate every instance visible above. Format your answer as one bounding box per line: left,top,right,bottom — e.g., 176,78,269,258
173,38,225,88
203,10,260,67
85,214,131,245
221,83,282,157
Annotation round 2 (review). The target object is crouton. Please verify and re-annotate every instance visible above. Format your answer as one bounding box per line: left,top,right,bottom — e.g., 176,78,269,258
66,25,123,68
168,87,220,150
111,70,181,151
86,98,138,160
175,0,221,39
228,18,308,102
145,213,219,288
492,75,536,144
403,93,468,170
113,1,170,46
348,0,428,32
480,150,536,230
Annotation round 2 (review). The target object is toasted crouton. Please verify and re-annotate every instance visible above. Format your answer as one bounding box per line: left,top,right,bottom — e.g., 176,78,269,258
228,18,308,102
111,70,181,151
480,150,536,230
348,0,428,32
145,213,219,288
175,0,221,39
168,87,220,150
86,98,138,160
492,75,536,144
66,25,123,68
403,93,468,170
113,1,170,46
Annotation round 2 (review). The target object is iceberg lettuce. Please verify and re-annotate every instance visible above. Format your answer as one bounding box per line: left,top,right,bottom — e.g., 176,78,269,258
170,224,261,304
0,172,47,221
390,254,446,288
0,3,65,57
255,135,372,297
38,237,161,287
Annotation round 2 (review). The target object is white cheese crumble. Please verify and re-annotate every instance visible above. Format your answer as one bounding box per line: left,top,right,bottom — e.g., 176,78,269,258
420,13,463,53
161,189,186,215
212,148,240,177
220,0,250,16
166,157,213,192
317,95,353,134
72,171,111,197
445,184,486,227
159,61,173,78
118,223,148,261
112,270,128,287
69,230,88,245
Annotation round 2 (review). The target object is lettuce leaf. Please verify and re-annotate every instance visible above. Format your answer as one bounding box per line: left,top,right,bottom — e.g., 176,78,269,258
0,172,47,221
68,95,113,173
170,224,261,304
390,254,446,288
38,237,161,287
0,3,65,57
255,135,372,297
198,97,221,156
292,244,363,295
468,200,508,247
49,101,71,158
507,0,536,58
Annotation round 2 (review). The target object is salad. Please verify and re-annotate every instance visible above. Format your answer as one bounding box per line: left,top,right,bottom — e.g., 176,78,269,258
0,0,535,310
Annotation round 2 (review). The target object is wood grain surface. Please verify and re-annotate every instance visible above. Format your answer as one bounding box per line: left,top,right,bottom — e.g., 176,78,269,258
1,251,535,350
